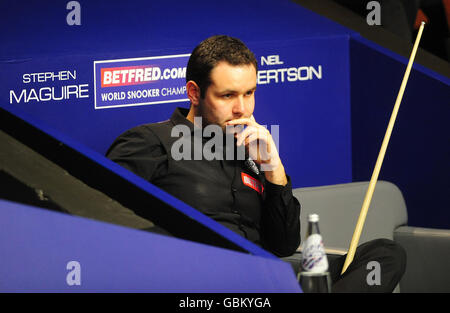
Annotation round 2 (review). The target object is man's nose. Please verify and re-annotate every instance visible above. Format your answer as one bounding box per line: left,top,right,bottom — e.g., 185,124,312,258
232,96,245,115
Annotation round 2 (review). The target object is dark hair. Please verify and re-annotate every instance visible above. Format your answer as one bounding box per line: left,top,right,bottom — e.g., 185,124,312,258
186,35,258,98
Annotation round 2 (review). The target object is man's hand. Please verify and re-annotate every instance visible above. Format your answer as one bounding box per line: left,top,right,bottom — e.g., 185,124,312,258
226,116,287,186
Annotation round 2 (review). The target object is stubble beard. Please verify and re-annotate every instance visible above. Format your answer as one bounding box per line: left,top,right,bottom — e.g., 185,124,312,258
197,99,229,132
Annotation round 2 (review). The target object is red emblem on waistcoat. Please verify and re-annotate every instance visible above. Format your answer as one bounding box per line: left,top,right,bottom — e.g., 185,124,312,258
241,172,264,195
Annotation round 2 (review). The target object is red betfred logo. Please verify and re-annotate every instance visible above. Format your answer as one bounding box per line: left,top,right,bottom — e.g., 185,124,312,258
101,65,160,87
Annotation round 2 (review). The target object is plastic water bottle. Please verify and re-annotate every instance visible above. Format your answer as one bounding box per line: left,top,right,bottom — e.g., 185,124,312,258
298,214,331,292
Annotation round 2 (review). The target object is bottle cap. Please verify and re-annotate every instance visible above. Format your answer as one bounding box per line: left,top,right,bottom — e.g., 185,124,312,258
308,214,319,222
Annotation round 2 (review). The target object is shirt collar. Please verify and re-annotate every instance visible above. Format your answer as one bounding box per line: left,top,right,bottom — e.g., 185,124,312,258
170,107,194,132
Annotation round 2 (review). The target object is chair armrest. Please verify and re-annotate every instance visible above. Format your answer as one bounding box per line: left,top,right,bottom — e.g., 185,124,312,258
394,226,450,292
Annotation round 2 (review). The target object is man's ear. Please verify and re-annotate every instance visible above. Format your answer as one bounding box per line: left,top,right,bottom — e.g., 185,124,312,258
186,81,201,106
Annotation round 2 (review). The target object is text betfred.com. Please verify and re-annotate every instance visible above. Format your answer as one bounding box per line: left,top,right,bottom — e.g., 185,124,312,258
94,54,190,109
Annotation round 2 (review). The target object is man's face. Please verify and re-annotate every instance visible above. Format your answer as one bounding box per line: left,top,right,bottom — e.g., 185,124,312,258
198,61,257,130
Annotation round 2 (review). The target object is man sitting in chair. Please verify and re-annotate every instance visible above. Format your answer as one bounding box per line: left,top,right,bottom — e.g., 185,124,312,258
107,35,406,292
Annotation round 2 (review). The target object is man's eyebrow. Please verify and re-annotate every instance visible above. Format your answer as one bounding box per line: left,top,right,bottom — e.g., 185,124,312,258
218,89,236,93
219,86,257,93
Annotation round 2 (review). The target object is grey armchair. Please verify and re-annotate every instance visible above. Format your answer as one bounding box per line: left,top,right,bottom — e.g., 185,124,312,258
284,180,450,292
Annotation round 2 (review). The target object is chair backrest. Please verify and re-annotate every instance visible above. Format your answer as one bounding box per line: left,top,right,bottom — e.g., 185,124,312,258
292,181,408,251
